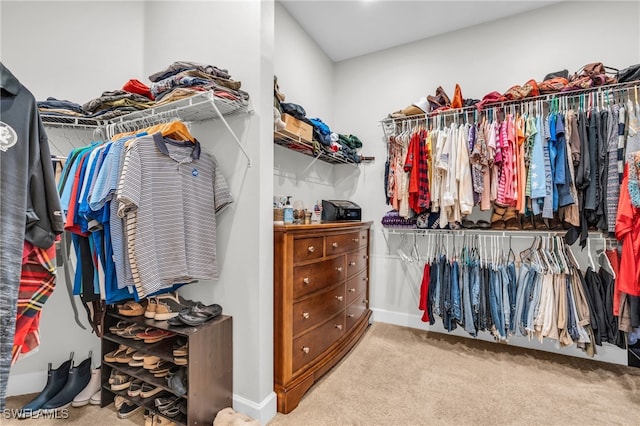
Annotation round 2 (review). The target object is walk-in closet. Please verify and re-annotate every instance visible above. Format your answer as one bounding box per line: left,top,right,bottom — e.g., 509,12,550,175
1,1,639,425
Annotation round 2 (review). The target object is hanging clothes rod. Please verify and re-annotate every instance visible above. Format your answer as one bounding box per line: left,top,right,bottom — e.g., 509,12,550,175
380,81,639,125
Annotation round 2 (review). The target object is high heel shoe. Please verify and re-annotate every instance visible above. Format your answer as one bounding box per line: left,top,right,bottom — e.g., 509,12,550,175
17,353,74,418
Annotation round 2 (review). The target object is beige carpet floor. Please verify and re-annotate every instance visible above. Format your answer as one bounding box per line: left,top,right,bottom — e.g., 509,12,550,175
268,322,640,426
5,322,640,426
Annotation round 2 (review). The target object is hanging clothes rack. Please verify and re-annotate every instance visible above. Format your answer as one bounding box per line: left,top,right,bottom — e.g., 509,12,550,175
380,81,638,127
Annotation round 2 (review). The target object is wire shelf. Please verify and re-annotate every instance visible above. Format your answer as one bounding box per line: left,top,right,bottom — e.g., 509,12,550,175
274,131,372,166
40,91,250,130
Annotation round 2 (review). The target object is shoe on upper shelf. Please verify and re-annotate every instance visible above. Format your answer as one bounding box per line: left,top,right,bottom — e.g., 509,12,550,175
154,292,197,320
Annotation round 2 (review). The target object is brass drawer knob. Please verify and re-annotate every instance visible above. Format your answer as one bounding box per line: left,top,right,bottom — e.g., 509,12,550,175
302,346,310,354
348,288,355,293
335,324,343,330
335,296,344,302
347,313,355,318
302,312,310,319
363,299,368,304
336,267,343,272
364,255,368,260
303,277,310,284
307,246,315,253
332,242,339,248
349,261,356,266
363,277,368,282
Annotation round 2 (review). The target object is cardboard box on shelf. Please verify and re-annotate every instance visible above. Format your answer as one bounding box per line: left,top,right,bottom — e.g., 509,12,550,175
280,113,313,142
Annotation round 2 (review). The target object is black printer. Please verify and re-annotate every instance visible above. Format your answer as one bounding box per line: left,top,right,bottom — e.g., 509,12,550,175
321,200,362,222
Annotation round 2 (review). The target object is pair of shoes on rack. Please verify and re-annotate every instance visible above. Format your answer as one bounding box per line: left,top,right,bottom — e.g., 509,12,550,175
136,328,175,343
118,399,143,419
148,292,197,321
155,396,186,418
17,352,94,417
110,371,132,391
460,219,491,230
167,367,187,397
104,344,136,363
167,303,223,327
117,300,146,316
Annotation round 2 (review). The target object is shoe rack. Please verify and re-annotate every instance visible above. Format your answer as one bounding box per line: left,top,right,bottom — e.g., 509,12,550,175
101,309,232,426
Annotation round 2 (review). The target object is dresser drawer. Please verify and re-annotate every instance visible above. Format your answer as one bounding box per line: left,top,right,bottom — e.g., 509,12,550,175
293,257,346,299
292,312,346,373
325,232,361,256
346,248,368,278
346,292,368,331
293,284,345,337
346,269,368,305
357,229,369,247
293,237,324,262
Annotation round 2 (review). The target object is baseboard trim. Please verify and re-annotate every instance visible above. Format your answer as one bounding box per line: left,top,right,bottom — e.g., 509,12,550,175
7,371,47,397
371,307,628,365
233,391,277,425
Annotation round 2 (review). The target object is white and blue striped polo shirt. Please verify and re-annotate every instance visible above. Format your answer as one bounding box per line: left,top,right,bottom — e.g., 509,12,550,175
117,132,232,297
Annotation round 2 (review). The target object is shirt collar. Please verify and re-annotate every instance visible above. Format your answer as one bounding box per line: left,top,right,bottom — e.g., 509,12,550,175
0,62,21,96
152,132,201,160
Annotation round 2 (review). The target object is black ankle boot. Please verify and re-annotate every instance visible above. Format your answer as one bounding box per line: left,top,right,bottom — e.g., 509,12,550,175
17,354,73,418
40,354,93,410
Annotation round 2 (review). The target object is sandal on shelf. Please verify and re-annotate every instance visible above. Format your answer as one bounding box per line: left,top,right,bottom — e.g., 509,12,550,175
104,344,127,363
108,321,131,334
140,383,163,399
115,346,136,364
113,395,128,410
111,373,132,392
127,379,143,397
149,360,171,376
172,343,188,357
142,356,161,370
117,300,146,317
174,356,188,366
118,324,146,339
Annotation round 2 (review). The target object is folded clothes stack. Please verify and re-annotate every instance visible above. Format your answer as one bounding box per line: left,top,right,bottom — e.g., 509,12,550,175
37,97,86,117
37,60,247,121
81,89,155,120
148,60,250,106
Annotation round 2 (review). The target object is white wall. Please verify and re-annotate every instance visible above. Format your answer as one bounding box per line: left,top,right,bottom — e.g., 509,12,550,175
331,0,640,363
142,2,275,422
273,3,338,211
2,1,277,423
0,1,145,104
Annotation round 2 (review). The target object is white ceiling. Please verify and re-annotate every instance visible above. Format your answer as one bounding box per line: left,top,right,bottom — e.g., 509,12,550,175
280,0,561,62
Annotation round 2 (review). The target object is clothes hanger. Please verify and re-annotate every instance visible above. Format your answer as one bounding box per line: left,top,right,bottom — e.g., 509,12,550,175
596,246,616,279
586,237,596,270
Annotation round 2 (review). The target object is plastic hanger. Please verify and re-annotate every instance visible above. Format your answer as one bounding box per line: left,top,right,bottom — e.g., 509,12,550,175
597,247,616,279
586,237,596,270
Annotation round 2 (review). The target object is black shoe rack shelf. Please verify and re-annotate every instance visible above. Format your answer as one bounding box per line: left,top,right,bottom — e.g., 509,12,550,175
101,310,232,426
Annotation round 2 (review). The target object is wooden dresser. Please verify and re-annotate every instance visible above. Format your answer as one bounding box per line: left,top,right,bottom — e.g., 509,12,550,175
274,221,372,413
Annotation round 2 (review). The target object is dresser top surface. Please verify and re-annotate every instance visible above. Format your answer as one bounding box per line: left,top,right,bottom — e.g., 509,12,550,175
274,221,372,233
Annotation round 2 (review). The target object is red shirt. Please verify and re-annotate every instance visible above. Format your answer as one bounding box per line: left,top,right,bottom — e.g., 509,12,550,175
614,165,640,296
